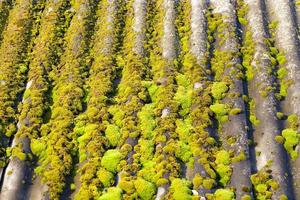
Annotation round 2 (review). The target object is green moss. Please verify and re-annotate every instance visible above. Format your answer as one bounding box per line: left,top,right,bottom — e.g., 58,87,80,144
256,184,267,193
19,64,28,74
277,53,287,66
229,108,242,115
170,178,192,200
98,187,122,200
241,195,251,200
280,195,288,200
232,151,246,163
287,114,298,129
277,68,288,80
101,150,122,172
138,104,156,139
214,189,234,200
192,173,202,189
97,168,114,187
215,150,230,165
176,119,192,142
211,82,228,100
275,135,284,144
276,112,284,120
282,128,299,160
12,147,26,161
30,139,46,157
70,183,76,191
105,124,121,147
216,164,232,186
210,103,229,123
134,178,156,200
175,141,192,163
138,139,154,164
202,178,215,190
250,115,260,126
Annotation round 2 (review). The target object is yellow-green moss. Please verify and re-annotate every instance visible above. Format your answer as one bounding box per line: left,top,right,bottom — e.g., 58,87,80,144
211,82,228,100
98,187,122,200
170,178,192,200
101,150,122,172
282,128,299,160
97,168,114,187
214,189,235,200
134,178,156,200
105,124,121,147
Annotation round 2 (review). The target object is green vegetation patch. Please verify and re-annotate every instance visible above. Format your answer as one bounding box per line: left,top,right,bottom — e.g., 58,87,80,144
105,124,121,147
282,128,299,160
101,149,122,172
170,178,193,200
134,178,156,200
211,82,228,100
98,187,122,200
214,189,235,200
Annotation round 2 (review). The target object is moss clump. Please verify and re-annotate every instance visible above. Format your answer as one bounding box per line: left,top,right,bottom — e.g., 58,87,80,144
215,150,231,165
97,168,114,187
70,183,76,191
101,150,122,172
30,139,46,157
215,150,232,186
175,141,192,163
287,114,298,129
134,178,156,200
12,147,26,161
202,178,215,190
98,187,122,200
214,189,235,200
276,112,284,120
138,104,156,139
210,103,229,123
277,68,288,80
175,74,193,116
170,178,192,200
105,124,121,147
211,82,228,100
282,128,299,160
229,108,242,115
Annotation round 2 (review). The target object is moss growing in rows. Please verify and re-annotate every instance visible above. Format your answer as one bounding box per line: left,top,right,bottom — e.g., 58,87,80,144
282,128,299,160
214,189,235,200
251,169,278,199
210,103,229,123
12,146,26,161
175,118,192,142
138,139,154,164
215,150,232,186
101,150,122,172
215,150,230,165
229,108,242,115
175,74,193,116
97,168,114,187
98,187,122,200
170,178,193,200
287,114,299,129
30,138,46,157
138,104,156,139
105,124,121,147
249,99,260,126
175,141,192,163
211,82,228,100
134,178,156,200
